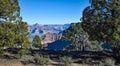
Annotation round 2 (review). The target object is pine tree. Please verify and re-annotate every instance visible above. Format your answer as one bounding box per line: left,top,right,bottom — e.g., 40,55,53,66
0,0,30,55
0,22,16,47
82,0,120,47
14,19,30,49
82,0,120,62
32,35,42,49
0,0,20,22
64,23,100,51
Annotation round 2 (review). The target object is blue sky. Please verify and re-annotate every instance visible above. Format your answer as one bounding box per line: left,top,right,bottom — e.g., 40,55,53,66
19,0,90,25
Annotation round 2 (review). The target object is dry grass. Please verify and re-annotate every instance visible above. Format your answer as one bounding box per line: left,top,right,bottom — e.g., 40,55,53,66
0,59,23,66
0,58,95,66
72,64,90,66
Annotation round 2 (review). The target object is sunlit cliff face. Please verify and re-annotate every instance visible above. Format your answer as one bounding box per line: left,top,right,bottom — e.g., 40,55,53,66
28,23,70,44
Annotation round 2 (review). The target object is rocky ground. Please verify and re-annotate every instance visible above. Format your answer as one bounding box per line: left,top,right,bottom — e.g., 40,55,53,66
0,59,90,66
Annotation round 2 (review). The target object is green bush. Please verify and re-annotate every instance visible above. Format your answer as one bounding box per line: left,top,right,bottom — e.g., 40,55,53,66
102,58,115,66
0,51,3,57
92,58,115,66
60,56,72,66
19,49,30,55
20,54,51,66
20,55,34,64
33,53,50,65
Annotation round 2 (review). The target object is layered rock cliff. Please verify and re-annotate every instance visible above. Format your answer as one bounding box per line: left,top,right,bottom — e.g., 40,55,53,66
42,32,62,44
28,23,70,45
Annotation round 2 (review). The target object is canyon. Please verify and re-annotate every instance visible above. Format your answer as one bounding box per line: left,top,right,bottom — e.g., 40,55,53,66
28,23,70,45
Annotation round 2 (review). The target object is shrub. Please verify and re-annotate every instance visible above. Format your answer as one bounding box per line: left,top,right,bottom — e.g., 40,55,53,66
60,56,72,66
33,53,50,65
20,54,51,65
84,58,92,64
18,49,30,55
102,58,115,66
20,55,34,64
0,51,4,57
92,58,115,66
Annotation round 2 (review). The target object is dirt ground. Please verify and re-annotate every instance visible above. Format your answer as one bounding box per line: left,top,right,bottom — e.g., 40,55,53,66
0,59,23,66
0,63,89,66
1,59,120,66
0,59,90,66
0,60,89,66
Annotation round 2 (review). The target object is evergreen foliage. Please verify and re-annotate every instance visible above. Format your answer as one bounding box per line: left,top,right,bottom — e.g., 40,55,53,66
82,0,120,48
32,35,42,48
64,23,100,51
0,0,30,55
0,0,20,22
82,0,120,62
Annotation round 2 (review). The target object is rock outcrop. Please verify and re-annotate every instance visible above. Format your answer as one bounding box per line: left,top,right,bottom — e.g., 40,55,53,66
42,32,62,44
28,23,70,45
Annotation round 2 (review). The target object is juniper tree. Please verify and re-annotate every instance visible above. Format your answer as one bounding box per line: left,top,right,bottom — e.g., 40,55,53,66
64,23,100,51
0,0,30,55
82,0,120,62
0,0,20,22
32,35,42,49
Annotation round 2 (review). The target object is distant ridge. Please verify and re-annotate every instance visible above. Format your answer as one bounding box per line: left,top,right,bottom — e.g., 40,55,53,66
28,23,70,35
28,23,70,45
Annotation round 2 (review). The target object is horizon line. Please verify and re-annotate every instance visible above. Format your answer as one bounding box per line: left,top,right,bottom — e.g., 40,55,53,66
27,22,81,25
